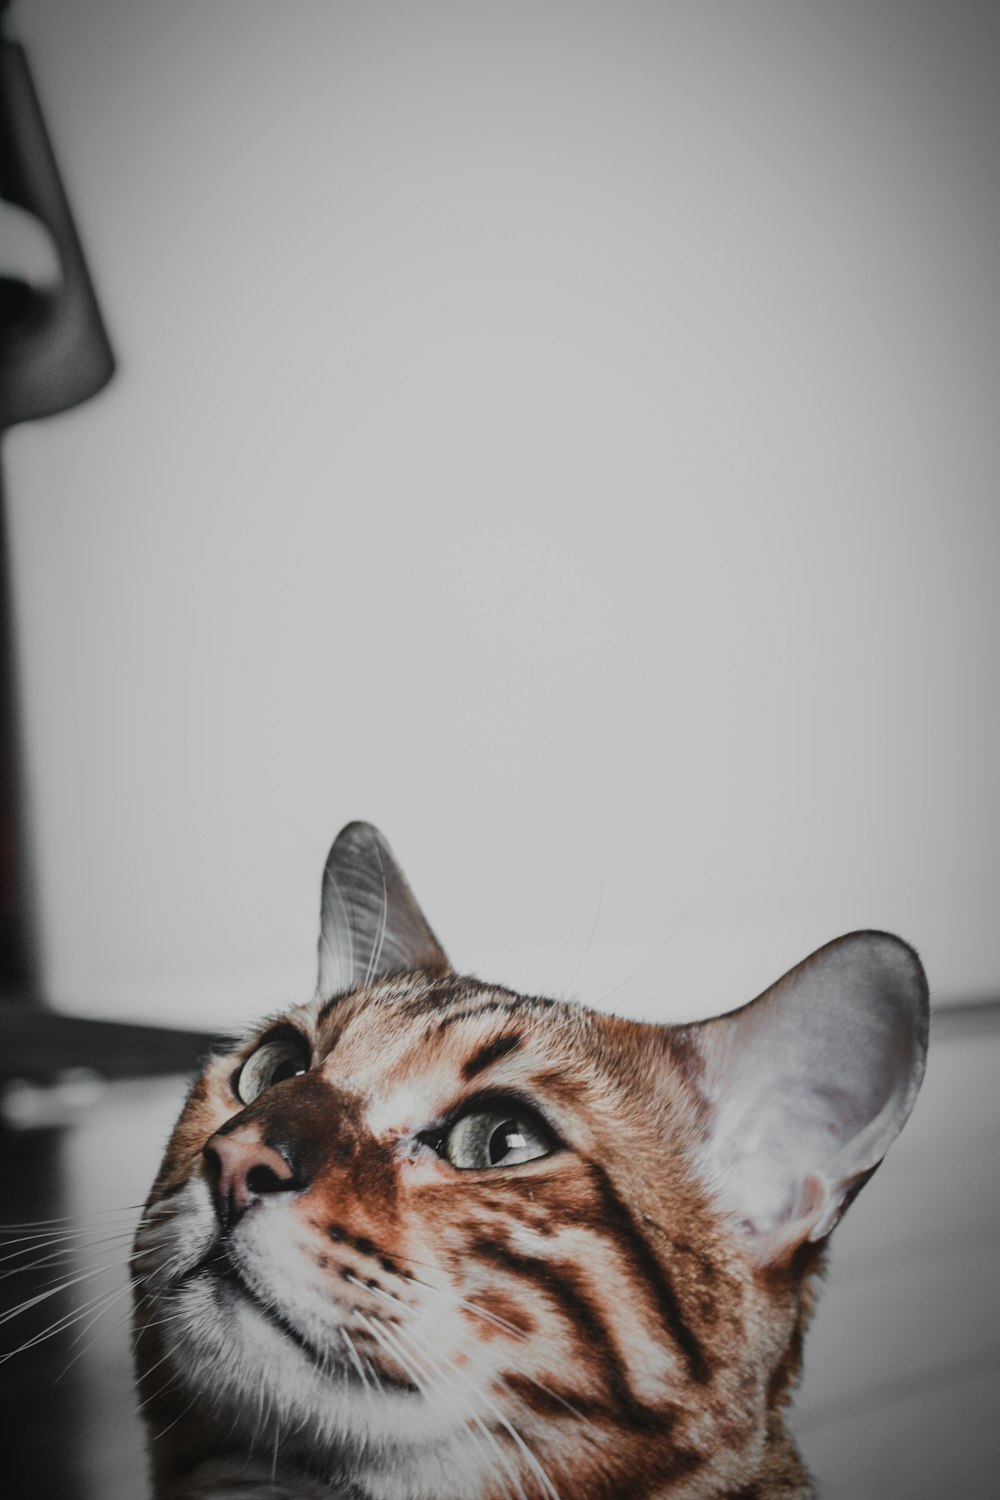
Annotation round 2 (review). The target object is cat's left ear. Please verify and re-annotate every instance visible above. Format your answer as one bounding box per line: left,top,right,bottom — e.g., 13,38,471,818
685,931,928,1264
316,822,450,1001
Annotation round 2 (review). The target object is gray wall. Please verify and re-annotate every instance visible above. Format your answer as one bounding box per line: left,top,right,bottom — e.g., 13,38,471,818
6,0,999,1027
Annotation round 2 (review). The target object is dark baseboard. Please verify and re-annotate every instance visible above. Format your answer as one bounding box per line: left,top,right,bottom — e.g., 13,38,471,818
0,999,221,1083
929,995,1000,1038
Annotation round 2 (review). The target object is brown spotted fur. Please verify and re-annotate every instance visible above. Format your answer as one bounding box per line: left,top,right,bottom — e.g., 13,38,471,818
133,827,926,1500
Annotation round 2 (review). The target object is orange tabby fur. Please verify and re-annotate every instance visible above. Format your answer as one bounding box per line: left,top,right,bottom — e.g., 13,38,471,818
133,825,927,1500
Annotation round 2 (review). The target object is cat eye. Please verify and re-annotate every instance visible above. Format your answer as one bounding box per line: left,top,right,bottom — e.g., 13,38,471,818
235,1032,310,1105
442,1103,557,1170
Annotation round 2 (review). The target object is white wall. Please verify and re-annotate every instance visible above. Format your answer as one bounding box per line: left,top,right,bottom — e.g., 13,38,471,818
5,0,999,1028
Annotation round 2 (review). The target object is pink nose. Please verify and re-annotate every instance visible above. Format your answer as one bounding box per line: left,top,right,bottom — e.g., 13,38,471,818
202,1126,296,1229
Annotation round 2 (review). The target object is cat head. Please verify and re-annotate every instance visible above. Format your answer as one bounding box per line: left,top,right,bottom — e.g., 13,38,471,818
134,822,927,1500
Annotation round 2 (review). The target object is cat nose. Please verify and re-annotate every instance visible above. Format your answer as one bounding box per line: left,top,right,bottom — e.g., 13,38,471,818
202,1125,297,1230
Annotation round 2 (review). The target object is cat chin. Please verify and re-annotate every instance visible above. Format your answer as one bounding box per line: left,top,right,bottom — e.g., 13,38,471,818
141,1180,495,1462
163,1272,422,1422
159,1271,476,1460
161,1449,504,1500
155,1288,501,1500
157,1461,330,1499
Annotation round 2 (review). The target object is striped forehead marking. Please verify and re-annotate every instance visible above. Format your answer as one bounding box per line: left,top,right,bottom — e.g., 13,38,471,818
462,1033,523,1080
329,1003,526,1137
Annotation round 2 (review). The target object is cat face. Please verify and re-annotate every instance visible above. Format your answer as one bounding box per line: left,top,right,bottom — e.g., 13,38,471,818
134,823,928,1500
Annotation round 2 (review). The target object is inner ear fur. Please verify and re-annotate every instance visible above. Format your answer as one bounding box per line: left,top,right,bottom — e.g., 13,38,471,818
316,822,449,1001
684,931,928,1264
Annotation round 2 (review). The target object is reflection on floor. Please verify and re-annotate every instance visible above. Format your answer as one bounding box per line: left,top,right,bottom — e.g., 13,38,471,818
2,1010,998,1498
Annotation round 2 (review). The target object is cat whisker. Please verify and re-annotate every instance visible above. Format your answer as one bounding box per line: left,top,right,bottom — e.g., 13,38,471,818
340,1326,375,1402
392,1311,561,1500
225,1365,271,1471
103,1320,185,1434
555,866,604,1001
397,1268,528,1342
534,895,588,1001
386,1272,596,1438
53,1281,139,1382
360,1307,507,1487
379,1306,549,1500
129,1305,195,1354
133,1340,187,1415
1,1247,97,1282
434,1353,561,1500
0,1228,137,1279
353,1310,429,1393
369,1249,526,1340
0,1204,145,1231
349,1279,558,1500
352,1255,594,1448
357,1311,523,1500
65,1302,170,1380
270,1407,281,1485
249,1370,269,1460
0,1221,136,1254
0,1252,142,1334
572,899,694,1010
8,1248,151,1307
0,1278,133,1363
149,1385,203,1445
362,1350,384,1396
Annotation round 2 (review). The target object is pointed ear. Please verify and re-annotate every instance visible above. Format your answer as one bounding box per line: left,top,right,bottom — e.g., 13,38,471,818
688,931,928,1264
316,822,449,1001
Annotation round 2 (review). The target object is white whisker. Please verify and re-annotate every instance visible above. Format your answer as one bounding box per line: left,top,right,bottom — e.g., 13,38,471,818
0,1205,144,1231
340,1326,375,1402
0,1253,141,1332
0,1229,137,1280
556,866,604,1001
357,1311,521,1500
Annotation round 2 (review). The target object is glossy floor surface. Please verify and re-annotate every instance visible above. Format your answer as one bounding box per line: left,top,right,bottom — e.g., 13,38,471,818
2,1008,998,1498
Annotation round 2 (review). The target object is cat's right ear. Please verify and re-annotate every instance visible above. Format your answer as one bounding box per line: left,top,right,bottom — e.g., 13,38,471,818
682,931,929,1264
316,822,450,1001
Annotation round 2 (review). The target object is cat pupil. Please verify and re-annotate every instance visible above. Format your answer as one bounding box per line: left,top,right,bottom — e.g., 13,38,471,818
272,1058,304,1086
489,1120,525,1164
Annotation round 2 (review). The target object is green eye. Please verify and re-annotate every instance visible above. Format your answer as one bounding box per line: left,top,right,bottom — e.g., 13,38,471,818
443,1105,556,1170
236,1034,309,1104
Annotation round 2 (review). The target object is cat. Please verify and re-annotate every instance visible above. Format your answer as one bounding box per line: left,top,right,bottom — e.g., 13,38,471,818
133,821,928,1500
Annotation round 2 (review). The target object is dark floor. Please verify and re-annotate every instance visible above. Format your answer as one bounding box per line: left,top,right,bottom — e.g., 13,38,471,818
2,1007,998,1498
